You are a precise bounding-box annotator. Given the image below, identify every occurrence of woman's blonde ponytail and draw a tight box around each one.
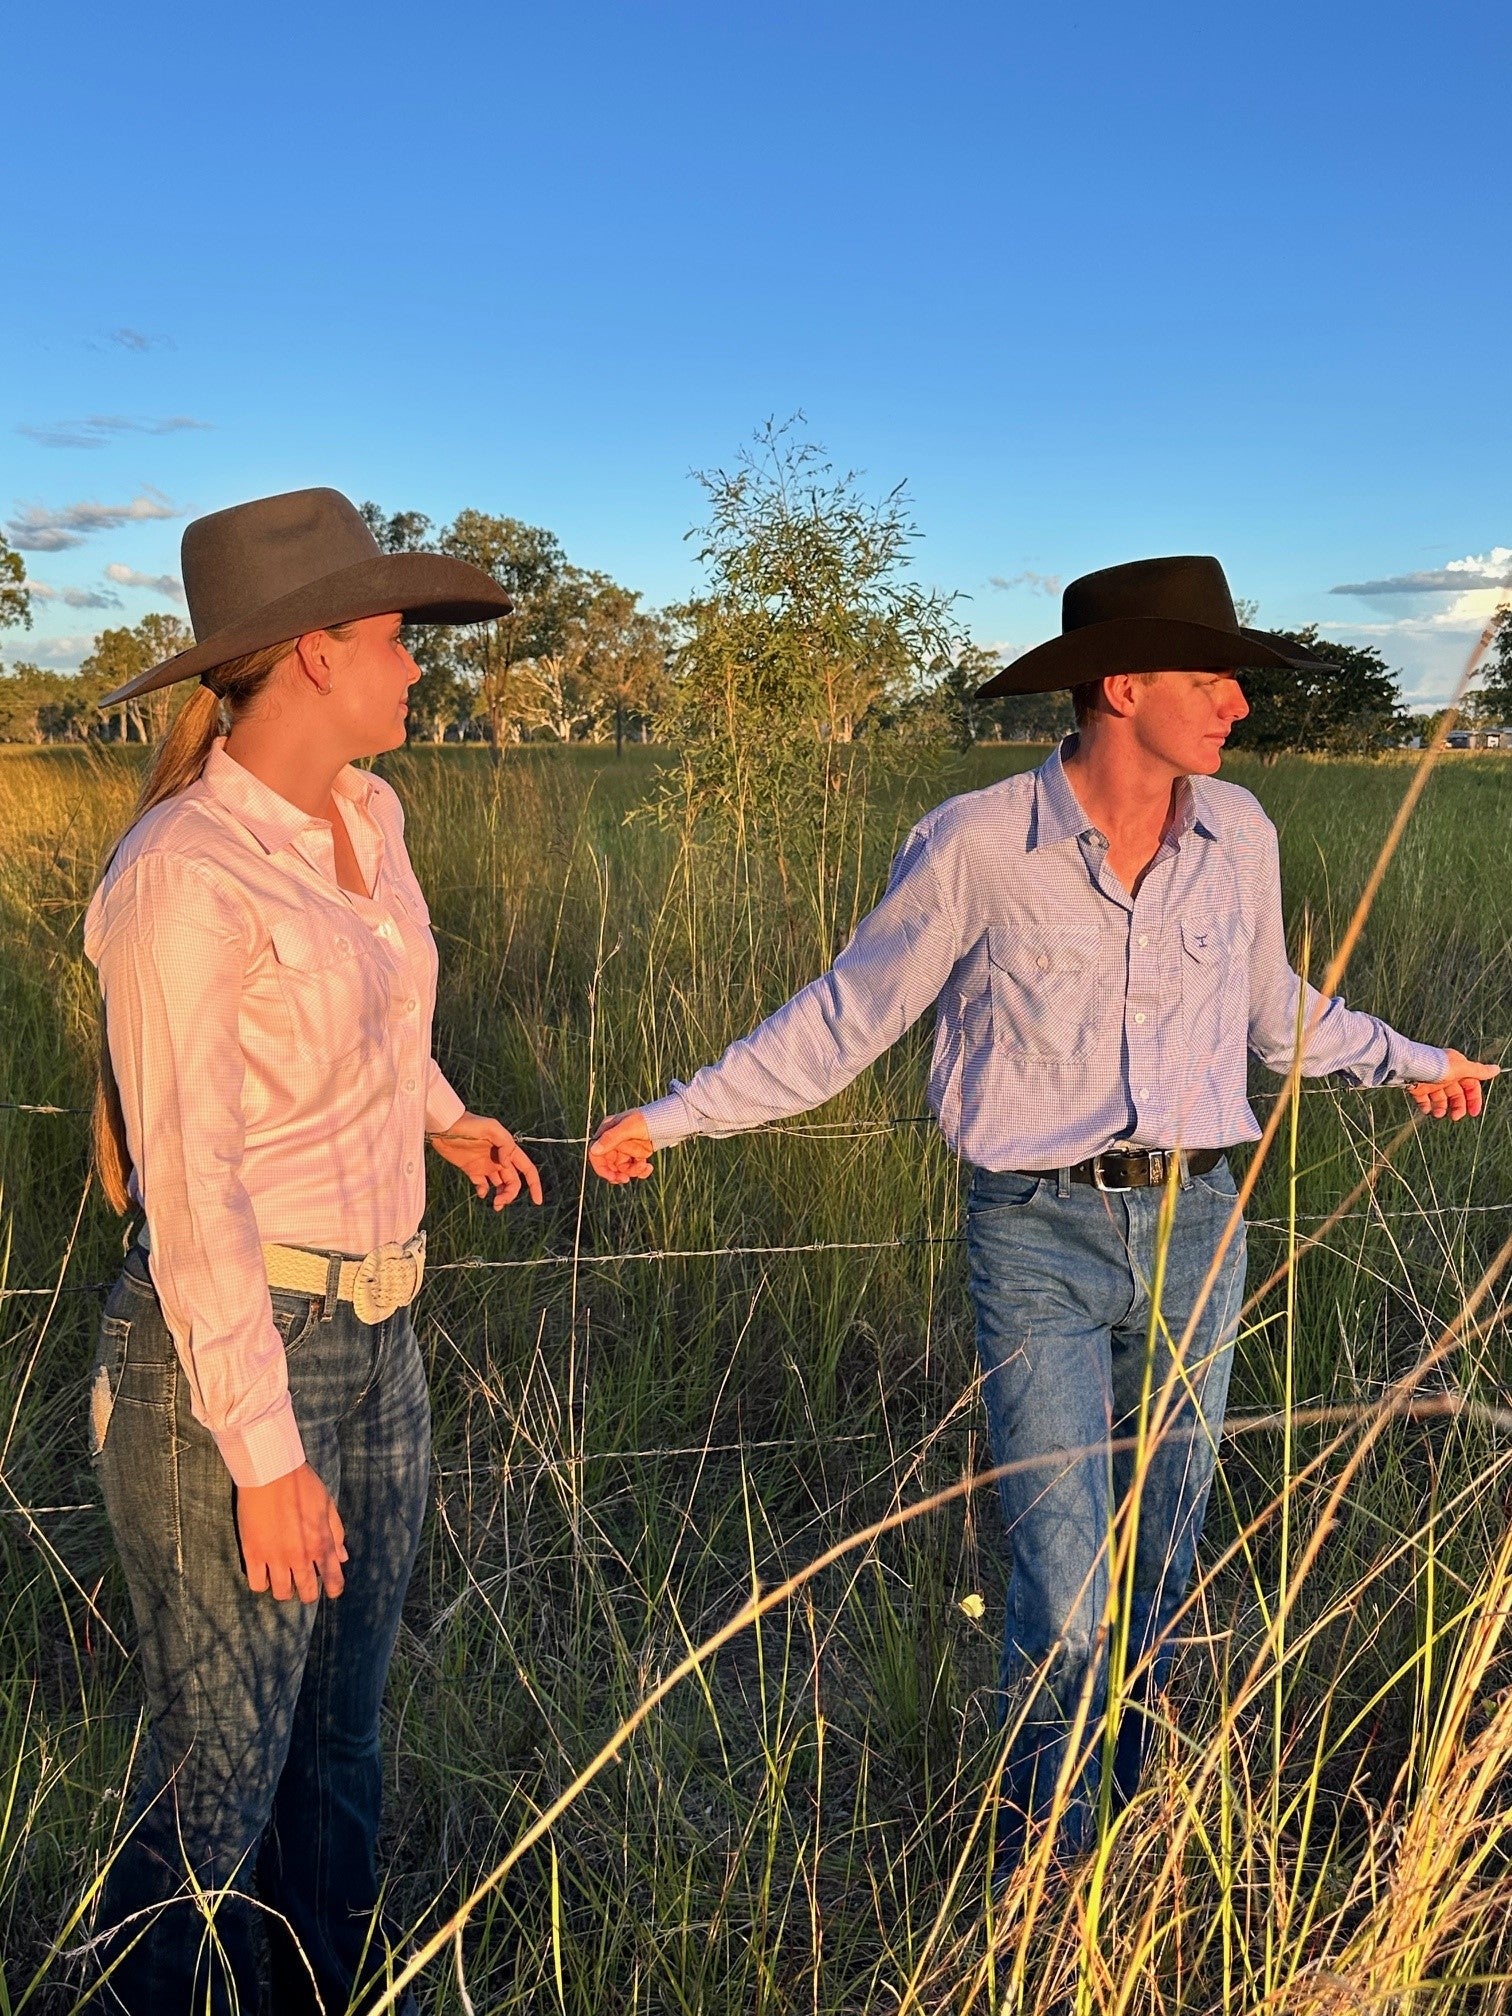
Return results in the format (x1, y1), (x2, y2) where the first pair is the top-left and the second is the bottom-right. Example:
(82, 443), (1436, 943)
(92, 641), (293, 1213)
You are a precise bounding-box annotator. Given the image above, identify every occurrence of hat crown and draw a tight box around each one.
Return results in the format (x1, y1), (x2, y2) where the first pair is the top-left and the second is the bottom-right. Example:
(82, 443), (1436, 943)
(182, 488), (381, 642)
(1062, 555), (1239, 636)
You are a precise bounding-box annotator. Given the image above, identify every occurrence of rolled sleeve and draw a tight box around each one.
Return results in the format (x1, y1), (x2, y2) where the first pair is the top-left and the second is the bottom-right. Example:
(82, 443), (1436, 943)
(97, 854), (306, 1489)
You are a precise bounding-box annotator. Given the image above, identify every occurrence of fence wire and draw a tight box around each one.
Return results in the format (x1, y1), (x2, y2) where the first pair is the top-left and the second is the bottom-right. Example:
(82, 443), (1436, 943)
(1, 1085), (1505, 1304)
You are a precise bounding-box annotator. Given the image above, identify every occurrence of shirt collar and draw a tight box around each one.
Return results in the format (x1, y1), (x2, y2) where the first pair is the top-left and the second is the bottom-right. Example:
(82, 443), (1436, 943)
(1031, 737), (1223, 850)
(199, 739), (376, 858)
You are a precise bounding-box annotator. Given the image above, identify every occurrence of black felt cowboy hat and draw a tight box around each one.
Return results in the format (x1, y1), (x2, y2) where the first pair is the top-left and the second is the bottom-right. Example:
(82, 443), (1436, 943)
(975, 554), (1330, 697)
(97, 486), (514, 708)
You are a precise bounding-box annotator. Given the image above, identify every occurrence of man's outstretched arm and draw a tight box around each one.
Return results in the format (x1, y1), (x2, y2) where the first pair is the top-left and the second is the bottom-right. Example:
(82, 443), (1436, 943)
(591, 830), (962, 1183)
(1245, 818), (1498, 1121)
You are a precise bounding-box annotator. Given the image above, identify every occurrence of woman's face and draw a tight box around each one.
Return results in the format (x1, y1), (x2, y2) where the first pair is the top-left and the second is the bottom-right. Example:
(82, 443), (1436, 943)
(326, 613), (421, 754)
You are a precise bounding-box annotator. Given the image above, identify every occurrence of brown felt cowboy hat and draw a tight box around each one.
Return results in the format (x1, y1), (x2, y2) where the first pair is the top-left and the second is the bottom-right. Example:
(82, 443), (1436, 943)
(97, 487), (513, 708)
(975, 555), (1331, 698)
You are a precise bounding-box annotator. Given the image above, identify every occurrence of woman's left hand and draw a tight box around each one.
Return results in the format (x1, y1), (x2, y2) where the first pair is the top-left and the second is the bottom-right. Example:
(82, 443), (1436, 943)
(427, 1112), (544, 1209)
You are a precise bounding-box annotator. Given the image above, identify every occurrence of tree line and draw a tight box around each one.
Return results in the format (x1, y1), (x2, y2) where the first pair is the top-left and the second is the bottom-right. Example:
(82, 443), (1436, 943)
(1, 436), (1508, 756)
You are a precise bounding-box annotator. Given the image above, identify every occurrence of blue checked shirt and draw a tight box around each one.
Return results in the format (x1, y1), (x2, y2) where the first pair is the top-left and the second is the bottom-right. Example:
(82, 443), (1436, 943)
(641, 743), (1447, 1172)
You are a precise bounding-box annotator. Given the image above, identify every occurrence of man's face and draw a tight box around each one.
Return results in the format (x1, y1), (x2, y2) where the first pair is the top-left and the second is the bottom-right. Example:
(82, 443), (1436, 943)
(1126, 670), (1250, 776)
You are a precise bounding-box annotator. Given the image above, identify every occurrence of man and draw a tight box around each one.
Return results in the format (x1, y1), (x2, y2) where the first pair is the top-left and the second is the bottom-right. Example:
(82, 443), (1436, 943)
(588, 555), (1495, 1880)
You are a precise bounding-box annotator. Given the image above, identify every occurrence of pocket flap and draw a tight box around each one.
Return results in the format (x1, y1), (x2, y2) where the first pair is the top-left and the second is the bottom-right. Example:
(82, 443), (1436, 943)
(989, 923), (1099, 979)
(270, 915), (360, 973)
(1181, 919), (1218, 962)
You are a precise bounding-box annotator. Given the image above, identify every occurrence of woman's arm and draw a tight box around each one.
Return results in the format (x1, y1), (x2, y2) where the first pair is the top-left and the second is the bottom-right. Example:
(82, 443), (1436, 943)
(97, 852), (345, 1600)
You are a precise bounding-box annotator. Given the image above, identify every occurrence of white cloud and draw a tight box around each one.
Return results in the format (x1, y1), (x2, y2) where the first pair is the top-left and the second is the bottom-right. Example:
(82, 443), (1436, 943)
(24, 578), (122, 611)
(6, 490), (181, 552)
(13, 632), (99, 669)
(18, 415), (211, 451)
(105, 562), (185, 602)
(1330, 547), (1511, 627)
(1325, 547), (1512, 703)
(1332, 549), (1512, 598)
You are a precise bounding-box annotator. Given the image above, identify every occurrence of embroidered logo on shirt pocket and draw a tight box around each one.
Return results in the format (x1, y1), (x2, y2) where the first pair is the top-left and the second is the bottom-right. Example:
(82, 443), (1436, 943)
(986, 924), (1101, 1061)
(270, 915), (382, 1063)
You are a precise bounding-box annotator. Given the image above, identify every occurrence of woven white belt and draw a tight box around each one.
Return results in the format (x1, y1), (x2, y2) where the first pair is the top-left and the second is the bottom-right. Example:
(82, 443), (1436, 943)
(262, 1232), (427, 1326)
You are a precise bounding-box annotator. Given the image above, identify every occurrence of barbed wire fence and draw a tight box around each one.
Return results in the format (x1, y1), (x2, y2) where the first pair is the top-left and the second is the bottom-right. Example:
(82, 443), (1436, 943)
(1, 1089), (1507, 1302)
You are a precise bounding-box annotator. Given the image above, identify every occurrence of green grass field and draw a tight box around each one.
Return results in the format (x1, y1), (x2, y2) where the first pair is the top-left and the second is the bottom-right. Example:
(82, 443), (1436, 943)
(1, 740), (1510, 2012)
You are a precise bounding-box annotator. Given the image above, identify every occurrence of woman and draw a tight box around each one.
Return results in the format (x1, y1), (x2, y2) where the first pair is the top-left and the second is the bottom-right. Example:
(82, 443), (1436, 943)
(83, 488), (542, 2013)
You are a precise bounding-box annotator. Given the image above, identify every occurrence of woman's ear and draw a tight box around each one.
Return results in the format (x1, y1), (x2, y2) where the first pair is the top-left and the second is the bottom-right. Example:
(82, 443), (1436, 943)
(292, 631), (336, 698)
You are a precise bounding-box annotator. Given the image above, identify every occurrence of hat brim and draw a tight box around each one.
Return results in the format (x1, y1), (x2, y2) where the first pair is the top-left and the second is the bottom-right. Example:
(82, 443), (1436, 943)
(97, 552), (514, 709)
(975, 618), (1335, 698)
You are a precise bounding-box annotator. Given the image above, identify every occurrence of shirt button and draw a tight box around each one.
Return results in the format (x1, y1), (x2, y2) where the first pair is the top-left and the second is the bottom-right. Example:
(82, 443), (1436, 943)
(403, 1077), (417, 1094)
(334, 935), (350, 953)
(1137, 934), (1148, 948)
(1139, 1086), (1151, 1098)
(1134, 1012), (1147, 1025)
(404, 1158), (416, 1175)
(1035, 954), (1050, 971)
(402, 998), (418, 1014)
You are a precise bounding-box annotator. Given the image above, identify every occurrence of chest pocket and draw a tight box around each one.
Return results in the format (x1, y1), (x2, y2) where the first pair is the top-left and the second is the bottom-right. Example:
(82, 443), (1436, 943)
(986, 924), (1102, 1062)
(1179, 913), (1245, 1054)
(385, 878), (439, 993)
(270, 915), (383, 1063)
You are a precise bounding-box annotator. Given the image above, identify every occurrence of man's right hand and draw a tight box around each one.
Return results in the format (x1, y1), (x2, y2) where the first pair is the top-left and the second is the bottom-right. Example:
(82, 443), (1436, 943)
(589, 1111), (656, 1184)
(236, 1461), (348, 1602)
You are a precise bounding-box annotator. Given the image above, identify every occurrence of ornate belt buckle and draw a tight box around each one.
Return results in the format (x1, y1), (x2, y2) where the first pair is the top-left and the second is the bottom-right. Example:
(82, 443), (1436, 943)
(351, 1236), (423, 1325)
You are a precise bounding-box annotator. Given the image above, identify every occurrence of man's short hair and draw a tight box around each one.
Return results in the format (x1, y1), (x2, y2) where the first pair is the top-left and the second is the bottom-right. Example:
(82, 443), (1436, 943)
(1070, 671), (1162, 724)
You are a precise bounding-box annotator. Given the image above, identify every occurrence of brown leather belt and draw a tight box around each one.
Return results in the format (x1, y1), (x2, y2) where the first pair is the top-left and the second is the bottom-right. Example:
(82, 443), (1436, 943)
(1017, 1148), (1227, 1192)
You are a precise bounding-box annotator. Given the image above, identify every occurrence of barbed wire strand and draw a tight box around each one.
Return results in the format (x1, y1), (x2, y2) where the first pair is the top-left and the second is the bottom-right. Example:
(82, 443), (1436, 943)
(3, 1200), (1510, 1303)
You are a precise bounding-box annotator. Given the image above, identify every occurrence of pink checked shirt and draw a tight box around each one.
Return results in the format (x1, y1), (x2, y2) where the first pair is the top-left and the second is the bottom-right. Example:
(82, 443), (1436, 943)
(83, 740), (466, 1489)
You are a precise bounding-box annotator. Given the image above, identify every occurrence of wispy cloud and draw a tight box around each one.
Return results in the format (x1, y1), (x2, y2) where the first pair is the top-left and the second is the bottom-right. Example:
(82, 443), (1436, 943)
(1332, 549), (1512, 598)
(24, 578), (122, 611)
(989, 569), (1062, 596)
(105, 562), (185, 602)
(5, 490), (181, 552)
(18, 415), (210, 451)
(106, 328), (172, 352)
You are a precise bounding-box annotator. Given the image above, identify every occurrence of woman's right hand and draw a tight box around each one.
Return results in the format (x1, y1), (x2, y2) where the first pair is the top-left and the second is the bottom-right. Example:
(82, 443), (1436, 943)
(236, 1462), (348, 1601)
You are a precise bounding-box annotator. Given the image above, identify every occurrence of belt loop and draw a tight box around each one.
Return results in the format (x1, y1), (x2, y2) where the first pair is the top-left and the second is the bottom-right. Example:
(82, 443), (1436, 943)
(1056, 1165), (1072, 1200)
(1178, 1149), (1193, 1192)
(321, 1253), (342, 1321)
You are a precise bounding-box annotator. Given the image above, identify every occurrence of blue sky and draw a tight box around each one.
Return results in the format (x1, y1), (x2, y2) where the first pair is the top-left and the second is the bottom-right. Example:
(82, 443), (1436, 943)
(5, 0), (1509, 704)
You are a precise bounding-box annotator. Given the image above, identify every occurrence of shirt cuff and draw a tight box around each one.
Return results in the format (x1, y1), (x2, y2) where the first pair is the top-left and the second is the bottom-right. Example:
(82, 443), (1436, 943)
(424, 1060), (467, 1135)
(214, 1397), (307, 1489)
(1384, 1034), (1450, 1086)
(641, 1088), (700, 1150)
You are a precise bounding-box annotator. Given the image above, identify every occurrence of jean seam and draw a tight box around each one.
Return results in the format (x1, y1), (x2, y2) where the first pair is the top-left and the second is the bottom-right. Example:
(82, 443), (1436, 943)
(168, 1356), (185, 1580)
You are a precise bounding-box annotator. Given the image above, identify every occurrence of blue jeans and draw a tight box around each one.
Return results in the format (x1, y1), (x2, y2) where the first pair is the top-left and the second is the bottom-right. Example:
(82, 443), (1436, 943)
(87, 1244), (430, 2014)
(965, 1158), (1244, 1872)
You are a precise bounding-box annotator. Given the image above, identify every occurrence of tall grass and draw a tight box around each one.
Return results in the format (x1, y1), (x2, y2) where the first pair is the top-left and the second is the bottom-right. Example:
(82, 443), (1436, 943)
(0, 740), (1508, 2010)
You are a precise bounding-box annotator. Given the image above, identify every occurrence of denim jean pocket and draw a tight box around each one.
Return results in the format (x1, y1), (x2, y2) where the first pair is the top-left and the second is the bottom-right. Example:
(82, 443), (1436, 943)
(269, 1288), (321, 1356)
(88, 1314), (132, 1460)
(968, 1169), (1044, 1218)
(1192, 1155), (1237, 1198)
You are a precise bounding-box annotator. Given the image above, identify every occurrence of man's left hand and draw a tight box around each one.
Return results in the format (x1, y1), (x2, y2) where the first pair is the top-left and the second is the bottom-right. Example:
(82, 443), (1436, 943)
(1406, 1049), (1500, 1121)
(427, 1112), (544, 1208)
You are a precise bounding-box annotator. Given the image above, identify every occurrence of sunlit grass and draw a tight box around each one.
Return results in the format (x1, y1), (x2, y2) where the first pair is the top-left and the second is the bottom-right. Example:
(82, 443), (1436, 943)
(0, 740), (1508, 2010)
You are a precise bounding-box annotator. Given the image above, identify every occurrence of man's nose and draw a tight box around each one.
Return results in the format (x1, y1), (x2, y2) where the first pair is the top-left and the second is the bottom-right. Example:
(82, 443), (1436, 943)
(1226, 681), (1250, 722)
